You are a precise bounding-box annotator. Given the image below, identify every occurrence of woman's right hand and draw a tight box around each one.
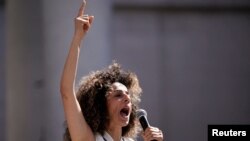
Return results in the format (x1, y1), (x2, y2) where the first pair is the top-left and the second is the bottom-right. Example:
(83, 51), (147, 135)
(142, 126), (164, 141)
(74, 0), (94, 41)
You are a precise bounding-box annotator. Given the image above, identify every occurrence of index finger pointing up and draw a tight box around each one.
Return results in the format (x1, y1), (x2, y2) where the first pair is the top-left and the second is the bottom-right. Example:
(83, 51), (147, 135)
(77, 0), (86, 16)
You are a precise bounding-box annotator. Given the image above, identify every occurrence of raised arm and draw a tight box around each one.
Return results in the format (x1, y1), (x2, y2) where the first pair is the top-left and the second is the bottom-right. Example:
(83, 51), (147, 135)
(60, 1), (94, 141)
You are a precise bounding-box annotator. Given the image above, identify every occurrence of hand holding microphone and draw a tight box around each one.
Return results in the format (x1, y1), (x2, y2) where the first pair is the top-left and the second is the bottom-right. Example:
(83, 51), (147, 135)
(137, 109), (164, 141)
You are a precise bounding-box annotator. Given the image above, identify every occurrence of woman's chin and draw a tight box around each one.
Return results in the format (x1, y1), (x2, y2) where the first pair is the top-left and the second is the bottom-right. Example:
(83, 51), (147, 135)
(120, 116), (130, 125)
(120, 119), (130, 127)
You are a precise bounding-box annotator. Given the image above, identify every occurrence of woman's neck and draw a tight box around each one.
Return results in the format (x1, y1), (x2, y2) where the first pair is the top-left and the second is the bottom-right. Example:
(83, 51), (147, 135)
(106, 125), (122, 141)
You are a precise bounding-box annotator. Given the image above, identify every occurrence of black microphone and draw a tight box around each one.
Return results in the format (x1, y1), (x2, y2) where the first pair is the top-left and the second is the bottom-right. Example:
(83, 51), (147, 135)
(136, 109), (156, 141)
(136, 109), (149, 130)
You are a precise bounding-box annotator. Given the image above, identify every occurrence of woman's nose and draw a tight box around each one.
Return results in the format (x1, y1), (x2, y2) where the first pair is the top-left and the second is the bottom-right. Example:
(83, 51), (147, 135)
(123, 94), (131, 103)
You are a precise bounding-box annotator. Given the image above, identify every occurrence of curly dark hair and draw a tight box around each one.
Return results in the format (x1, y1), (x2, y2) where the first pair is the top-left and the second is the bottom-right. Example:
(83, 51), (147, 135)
(64, 62), (142, 141)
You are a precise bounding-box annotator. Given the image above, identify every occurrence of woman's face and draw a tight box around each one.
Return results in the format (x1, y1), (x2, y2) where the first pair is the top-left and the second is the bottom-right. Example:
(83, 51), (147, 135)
(106, 82), (132, 127)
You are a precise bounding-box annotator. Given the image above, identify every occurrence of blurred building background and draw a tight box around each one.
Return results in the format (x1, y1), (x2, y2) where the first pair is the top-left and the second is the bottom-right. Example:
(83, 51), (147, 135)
(0, 0), (250, 141)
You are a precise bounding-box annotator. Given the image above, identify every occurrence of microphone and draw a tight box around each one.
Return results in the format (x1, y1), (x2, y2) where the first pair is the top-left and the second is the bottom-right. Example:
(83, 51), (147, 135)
(136, 109), (156, 141)
(136, 109), (150, 130)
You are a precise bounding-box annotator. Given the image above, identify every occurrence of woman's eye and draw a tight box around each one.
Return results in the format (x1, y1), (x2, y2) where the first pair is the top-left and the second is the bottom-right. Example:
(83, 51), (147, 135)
(115, 93), (123, 97)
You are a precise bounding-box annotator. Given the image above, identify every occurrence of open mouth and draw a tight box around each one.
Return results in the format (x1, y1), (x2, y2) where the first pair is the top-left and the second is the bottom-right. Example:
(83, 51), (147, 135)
(120, 107), (130, 117)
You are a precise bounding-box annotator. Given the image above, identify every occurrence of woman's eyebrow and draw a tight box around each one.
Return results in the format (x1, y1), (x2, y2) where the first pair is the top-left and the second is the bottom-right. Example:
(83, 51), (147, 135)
(114, 90), (129, 95)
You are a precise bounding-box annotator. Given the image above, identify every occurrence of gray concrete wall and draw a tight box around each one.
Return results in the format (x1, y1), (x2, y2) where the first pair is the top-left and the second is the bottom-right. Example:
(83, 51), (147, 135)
(5, 0), (45, 140)
(162, 12), (250, 141)
(0, 5), (6, 141)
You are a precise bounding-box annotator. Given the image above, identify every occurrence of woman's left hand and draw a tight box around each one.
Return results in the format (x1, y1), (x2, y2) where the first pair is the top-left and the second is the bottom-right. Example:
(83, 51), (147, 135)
(142, 126), (164, 141)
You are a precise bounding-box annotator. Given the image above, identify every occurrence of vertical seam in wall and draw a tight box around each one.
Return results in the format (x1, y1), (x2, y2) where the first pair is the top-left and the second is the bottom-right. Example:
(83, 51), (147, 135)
(157, 11), (167, 128)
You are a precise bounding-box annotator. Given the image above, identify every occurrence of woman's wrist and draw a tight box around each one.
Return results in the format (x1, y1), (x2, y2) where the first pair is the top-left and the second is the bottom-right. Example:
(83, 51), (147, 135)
(72, 34), (85, 47)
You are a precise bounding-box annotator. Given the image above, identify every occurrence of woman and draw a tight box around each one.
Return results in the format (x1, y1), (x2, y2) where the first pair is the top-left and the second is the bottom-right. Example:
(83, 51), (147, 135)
(60, 1), (164, 141)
